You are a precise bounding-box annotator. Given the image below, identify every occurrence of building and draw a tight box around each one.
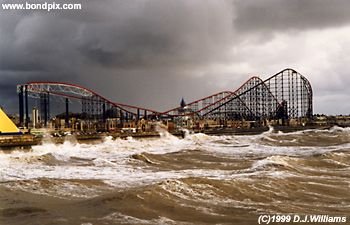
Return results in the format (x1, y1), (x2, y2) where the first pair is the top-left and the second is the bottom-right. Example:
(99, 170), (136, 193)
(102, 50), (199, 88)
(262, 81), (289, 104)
(175, 98), (194, 129)
(32, 107), (40, 128)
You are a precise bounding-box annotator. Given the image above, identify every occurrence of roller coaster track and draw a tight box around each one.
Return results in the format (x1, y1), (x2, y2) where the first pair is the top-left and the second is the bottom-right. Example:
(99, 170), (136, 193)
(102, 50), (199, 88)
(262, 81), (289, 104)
(161, 76), (280, 119)
(162, 68), (312, 120)
(17, 68), (313, 126)
(17, 81), (162, 126)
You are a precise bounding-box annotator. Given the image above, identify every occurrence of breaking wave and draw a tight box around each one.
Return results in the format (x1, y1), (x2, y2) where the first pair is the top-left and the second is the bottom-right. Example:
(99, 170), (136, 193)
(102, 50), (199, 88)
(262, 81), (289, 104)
(1, 127), (350, 224)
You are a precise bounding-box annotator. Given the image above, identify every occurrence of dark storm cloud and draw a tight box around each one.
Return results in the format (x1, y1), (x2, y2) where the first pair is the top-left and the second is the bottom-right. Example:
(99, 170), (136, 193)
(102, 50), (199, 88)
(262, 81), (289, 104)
(1, 0), (350, 115)
(0, 0), (235, 113)
(234, 0), (350, 32)
(1, 0), (233, 71)
(0, 10), (82, 74)
(0, 0), (235, 71)
(77, 0), (234, 68)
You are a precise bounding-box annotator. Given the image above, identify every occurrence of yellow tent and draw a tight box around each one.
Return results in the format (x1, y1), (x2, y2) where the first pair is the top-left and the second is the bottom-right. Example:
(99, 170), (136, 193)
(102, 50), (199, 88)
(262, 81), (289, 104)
(0, 108), (20, 134)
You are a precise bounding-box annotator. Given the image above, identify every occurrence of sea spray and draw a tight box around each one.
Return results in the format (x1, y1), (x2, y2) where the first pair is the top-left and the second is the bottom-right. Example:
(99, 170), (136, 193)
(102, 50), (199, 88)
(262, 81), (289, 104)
(1, 128), (350, 224)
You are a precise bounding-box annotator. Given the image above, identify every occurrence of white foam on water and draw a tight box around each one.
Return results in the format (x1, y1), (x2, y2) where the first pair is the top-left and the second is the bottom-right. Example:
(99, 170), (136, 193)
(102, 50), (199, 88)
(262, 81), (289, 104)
(1, 128), (349, 189)
(101, 212), (186, 225)
(251, 155), (295, 170)
(328, 126), (350, 133)
(0, 134), (239, 187)
(159, 179), (219, 201)
(324, 158), (350, 167)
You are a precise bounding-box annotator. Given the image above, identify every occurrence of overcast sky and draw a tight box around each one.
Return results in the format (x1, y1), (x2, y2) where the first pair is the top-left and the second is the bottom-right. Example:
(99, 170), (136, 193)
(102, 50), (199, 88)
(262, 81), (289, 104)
(1, 0), (350, 115)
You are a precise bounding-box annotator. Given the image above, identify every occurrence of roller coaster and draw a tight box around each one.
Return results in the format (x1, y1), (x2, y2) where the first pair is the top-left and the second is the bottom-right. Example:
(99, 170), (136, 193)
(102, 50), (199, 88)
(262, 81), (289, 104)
(17, 68), (313, 128)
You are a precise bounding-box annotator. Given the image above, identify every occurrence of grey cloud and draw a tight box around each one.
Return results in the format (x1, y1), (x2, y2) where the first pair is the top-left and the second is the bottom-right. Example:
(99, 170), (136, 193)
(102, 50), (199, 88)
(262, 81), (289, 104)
(1, 0), (350, 115)
(1, 0), (234, 71)
(0, 13), (81, 72)
(77, 0), (234, 68)
(0, 0), (235, 113)
(234, 0), (350, 32)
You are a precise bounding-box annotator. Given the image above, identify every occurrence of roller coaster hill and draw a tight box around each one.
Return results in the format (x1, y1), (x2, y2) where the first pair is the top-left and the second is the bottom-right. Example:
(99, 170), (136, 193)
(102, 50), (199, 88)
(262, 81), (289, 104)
(16, 68), (313, 133)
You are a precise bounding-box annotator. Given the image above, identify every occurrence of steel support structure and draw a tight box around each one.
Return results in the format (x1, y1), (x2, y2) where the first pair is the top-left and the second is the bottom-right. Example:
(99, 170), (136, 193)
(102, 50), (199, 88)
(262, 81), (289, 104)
(40, 93), (50, 127)
(198, 69), (312, 122)
(25, 85), (29, 128)
(17, 81), (162, 130)
(65, 98), (69, 128)
(16, 68), (313, 128)
(18, 85), (24, 127)
(161, 68), (312, 124)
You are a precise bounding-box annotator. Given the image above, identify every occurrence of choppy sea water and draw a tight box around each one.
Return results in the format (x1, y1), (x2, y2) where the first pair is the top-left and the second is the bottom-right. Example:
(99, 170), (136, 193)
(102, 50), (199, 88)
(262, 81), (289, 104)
(0, 127), (350, 225)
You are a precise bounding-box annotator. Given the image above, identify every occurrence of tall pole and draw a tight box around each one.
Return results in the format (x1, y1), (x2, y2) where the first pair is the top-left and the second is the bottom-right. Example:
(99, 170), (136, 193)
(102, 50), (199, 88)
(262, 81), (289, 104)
(47, 92), (50, 123)
(44, 94), (47, 127)
(102, 103), (106, 122)
(65, 98), (69, 128)
(120, 110), (124, 127)
(102, 103), (106, 131)
(125, 112), (129, 122)
(25, 85), (29, 128)
(18, 85), (24, 127)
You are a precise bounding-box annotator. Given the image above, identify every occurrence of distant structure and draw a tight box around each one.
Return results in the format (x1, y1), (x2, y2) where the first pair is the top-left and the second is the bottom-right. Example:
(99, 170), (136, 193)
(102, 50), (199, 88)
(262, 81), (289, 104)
(178, 98), (190, 114)
(164, 68), (313, 123)
(16, 68), (313, 131)
(32, 107), (39, 128)
(180, 98), (186, 108)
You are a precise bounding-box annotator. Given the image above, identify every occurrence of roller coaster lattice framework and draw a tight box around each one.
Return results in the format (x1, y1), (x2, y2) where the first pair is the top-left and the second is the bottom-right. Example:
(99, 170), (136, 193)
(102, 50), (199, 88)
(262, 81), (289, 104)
(17, 68), (313, 127)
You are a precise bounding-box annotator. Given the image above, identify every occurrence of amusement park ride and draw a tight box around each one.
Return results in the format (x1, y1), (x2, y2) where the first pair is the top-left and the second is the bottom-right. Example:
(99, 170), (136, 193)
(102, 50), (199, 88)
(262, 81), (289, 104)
(16, 68), (313, 130)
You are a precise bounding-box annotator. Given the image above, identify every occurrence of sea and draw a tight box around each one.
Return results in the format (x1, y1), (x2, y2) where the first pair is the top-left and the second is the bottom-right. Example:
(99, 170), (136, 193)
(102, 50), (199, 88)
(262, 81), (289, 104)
(0, 127), (349, 225)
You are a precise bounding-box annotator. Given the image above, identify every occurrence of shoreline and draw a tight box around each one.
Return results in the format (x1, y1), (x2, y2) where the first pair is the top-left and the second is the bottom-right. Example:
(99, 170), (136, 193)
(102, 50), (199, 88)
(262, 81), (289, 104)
(0, 125), (334, 149)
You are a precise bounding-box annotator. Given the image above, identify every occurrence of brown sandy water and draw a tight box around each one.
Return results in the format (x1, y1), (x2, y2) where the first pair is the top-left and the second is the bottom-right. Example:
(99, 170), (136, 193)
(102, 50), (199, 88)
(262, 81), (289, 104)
(0, 127), (350, 224)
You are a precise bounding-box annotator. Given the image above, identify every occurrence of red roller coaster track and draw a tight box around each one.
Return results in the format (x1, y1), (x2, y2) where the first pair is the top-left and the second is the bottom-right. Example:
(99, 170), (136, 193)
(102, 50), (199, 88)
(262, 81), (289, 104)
(17, 68), (313, 121)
